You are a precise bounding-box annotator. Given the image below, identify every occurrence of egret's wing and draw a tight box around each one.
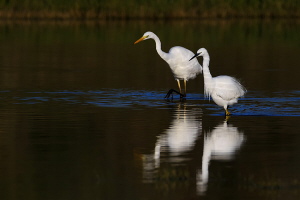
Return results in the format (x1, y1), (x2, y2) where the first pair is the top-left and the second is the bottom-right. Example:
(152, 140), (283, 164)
(168, 46), (195, 63)
(168, 46), (203, 78)
(214, 76), (246, 101)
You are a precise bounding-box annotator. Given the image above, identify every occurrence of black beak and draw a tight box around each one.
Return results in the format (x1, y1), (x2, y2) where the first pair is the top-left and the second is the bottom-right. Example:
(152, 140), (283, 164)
(189, 53), (199, 61)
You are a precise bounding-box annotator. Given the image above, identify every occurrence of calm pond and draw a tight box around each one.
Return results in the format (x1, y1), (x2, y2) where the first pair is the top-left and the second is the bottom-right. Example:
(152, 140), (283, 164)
(0, 19), (299, 200)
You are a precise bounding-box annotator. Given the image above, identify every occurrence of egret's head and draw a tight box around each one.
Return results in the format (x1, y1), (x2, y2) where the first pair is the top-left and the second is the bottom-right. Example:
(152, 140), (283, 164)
(134, 31), (154, 44)
(189, 48), (207, 61)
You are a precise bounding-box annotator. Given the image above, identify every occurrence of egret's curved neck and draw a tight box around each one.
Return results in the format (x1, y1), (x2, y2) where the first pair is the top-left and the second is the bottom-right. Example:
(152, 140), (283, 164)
(151, 34), (169, 61)
(202, 53), (212, 79)
(202, 52), (213, 96)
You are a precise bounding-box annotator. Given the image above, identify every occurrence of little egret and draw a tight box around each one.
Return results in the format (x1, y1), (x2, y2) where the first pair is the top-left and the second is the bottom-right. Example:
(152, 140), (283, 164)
(134, 31), (202, 98)
(189, 48), (246, 116)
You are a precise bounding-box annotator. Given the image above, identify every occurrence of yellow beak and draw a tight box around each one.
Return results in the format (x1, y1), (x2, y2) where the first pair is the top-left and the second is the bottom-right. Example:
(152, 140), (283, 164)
(134, 36), (147, 44)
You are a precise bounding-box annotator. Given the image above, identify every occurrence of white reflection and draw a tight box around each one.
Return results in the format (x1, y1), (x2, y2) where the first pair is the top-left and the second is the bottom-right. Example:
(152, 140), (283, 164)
(197, 120), (245, 195)
(142, 104), (202, 183)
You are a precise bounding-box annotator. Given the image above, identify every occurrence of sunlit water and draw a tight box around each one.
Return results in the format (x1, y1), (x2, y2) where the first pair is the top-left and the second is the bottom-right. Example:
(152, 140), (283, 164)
(0, 20), (299, 200)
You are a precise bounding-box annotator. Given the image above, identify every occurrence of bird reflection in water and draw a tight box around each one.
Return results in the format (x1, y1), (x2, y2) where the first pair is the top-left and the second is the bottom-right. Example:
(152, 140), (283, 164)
(196, 120), (245, 195)
(140, 104), (245, 195)
(142, 104), (202, 183)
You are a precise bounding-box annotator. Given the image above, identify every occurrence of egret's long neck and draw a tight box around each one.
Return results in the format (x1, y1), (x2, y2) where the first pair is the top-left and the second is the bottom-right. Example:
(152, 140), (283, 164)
(152, 34), (169, 61)
(202, 53), (213, 97)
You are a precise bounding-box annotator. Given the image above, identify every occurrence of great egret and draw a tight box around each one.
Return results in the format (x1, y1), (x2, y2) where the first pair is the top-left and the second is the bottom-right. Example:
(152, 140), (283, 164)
(134, 31), (202, 98)
(189, 48), (246, 116)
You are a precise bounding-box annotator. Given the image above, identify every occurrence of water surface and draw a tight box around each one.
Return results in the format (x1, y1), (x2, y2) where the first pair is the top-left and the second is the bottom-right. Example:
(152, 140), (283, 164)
(0, 20), (299, 200)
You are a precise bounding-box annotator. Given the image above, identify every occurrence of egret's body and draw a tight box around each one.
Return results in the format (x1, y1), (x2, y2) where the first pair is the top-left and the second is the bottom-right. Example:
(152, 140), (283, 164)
(134, 31), (202, 97)
(190, 48), (246, 115)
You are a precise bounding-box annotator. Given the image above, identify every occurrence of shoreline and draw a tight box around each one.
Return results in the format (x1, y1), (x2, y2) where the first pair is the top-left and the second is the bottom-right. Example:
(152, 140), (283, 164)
(0, 10), (299, 21)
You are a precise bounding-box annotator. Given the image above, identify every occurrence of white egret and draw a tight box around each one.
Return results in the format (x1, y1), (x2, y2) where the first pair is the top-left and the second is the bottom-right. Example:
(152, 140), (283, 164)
(134, 31), (202, 98)
(189, 48), (246, 116)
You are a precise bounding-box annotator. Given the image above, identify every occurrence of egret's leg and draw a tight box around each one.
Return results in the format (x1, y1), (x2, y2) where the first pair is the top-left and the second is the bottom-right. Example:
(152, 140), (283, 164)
(164, 79), (185, 99)
(165, 89), (185, 99)
(225, 109), (231, 116)
(225, 106), (231, 116)
(177, 79), (181, 94)
(184, 79), (187, 96)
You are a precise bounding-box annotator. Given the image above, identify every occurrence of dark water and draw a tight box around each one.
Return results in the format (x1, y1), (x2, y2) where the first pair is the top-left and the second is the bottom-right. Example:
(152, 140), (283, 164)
(0, 20), (299, 200)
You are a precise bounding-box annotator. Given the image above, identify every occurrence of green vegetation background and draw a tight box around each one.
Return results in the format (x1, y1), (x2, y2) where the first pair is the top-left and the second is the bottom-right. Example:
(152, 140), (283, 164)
(0, 0), (299, 19)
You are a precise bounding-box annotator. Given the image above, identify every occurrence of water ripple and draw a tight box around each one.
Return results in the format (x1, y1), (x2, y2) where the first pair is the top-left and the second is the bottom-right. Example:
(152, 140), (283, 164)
(1, 89), (299, 116)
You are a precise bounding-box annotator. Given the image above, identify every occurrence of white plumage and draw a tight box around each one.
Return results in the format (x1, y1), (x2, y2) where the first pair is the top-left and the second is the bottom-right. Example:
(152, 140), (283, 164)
(134, 31), (202, 97)
(190, 48), (246, 115)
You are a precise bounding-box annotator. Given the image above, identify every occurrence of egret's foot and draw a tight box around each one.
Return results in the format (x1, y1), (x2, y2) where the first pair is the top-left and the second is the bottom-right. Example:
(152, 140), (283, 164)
(164, 89), (186, 99)
(225, 109), (231, 116)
